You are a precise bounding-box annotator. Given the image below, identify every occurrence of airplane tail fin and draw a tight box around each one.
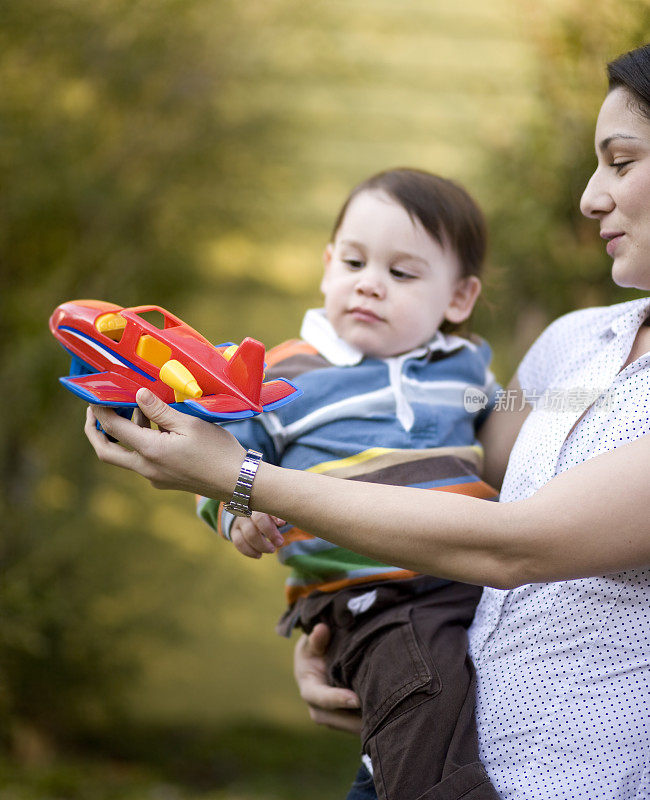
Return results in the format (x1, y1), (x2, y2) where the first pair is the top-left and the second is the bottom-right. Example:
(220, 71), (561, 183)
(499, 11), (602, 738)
(223, 337), (265, 405)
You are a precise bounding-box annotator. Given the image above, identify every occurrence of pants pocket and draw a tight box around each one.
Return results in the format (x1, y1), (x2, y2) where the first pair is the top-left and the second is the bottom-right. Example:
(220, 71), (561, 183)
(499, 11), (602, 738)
(413, 761), (500, 800)
(329, 608), (441, 745)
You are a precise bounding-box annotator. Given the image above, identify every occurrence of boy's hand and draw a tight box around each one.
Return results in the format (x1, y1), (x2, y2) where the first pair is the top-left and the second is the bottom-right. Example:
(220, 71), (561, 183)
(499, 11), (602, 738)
(231, 511), (285, 559)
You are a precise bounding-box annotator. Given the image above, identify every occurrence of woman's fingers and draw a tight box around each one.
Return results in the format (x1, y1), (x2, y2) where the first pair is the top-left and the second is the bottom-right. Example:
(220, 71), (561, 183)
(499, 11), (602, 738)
(306, 705), (363, 735)
(134, 388), (186, 431)
(293, 624), (361, 734)
(85, 389), (246, 498)
(306, 623), (332, 657)
(132, 406), (151, 428)
(90, 403), (158, 453)
(85, 406), (145, 471)
(85, 398), (186, 486)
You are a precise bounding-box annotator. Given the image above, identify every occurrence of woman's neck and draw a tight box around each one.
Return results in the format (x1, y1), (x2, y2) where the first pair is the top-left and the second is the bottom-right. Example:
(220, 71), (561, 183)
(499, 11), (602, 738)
(623, 319), (650, 368)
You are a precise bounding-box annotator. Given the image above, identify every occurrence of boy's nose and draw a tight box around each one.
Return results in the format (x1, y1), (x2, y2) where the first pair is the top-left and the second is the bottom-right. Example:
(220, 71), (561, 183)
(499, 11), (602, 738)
(354, 272), (386, 298)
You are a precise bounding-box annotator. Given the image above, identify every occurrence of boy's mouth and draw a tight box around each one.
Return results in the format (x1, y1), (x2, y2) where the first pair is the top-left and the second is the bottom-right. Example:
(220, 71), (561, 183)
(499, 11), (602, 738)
(348, 306), (384, 323)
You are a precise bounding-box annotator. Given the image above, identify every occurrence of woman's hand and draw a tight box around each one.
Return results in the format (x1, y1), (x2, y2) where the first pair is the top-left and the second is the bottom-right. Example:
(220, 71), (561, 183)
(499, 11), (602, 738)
(85, 388), (245, 499)
(293, 623), (362, 734)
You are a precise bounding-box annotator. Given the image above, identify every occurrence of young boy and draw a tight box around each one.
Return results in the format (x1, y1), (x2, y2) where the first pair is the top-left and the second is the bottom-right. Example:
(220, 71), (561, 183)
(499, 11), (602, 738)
(198, 168), (500, 800)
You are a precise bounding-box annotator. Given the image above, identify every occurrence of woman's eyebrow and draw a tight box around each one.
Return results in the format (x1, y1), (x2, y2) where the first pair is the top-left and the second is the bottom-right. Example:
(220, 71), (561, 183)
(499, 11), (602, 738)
(598, 133), (640, 153)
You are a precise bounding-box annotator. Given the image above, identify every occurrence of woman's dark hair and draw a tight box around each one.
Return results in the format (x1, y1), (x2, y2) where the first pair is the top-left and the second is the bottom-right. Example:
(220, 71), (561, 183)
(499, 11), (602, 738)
(608, 43), (650, 119)
(330, 168), (486, 280)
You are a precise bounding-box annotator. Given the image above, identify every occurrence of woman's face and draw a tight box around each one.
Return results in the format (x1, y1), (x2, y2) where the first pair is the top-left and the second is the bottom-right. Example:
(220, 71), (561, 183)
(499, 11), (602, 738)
(580, 87), (650, 291)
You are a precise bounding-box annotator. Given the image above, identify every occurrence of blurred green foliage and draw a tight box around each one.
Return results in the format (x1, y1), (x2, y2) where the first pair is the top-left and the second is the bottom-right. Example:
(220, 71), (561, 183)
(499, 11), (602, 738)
(1, 0), (649, 795)
(0, 722), (363, 799)
(476, 0), (650, 376)
(0, 0), (304, 743)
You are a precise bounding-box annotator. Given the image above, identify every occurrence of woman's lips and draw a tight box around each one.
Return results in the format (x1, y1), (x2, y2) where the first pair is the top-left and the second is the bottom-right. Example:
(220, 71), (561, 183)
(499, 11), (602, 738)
(602, 232), (624, 257)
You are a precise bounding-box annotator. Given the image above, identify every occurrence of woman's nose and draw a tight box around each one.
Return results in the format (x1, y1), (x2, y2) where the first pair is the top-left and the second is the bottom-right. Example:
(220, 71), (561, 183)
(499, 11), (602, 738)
(580, 168), (615, 219)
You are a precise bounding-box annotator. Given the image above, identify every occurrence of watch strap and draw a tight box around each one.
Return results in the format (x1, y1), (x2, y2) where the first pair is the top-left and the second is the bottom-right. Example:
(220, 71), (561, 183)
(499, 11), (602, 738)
(223, 449), (263, 517)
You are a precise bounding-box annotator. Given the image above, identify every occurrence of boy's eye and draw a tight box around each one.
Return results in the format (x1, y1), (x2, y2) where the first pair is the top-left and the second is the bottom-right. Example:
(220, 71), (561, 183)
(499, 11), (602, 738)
(390, 268), (416, 280)
(344, 259), (364, 269)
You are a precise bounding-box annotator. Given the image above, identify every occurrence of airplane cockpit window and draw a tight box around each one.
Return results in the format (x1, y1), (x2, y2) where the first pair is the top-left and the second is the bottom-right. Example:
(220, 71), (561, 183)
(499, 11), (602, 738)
(133, 310), (181, 329)
(134, 310), (165, 329)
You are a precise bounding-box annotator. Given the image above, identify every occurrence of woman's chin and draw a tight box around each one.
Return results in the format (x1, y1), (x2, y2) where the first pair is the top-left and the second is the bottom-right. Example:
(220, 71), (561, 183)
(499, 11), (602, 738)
(611, 262), (650, 292)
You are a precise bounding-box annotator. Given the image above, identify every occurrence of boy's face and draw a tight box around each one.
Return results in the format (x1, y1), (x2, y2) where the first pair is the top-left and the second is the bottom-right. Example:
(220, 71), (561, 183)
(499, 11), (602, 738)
(321, 190), (480, 359)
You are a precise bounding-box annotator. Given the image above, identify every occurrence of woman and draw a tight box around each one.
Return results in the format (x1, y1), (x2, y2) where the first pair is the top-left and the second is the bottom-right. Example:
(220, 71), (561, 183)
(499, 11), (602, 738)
(86, 44), (650, 799)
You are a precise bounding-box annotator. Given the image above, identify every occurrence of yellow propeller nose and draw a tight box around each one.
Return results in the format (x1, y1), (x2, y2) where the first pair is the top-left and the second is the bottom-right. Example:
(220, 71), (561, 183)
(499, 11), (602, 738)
(159, 360), (203, 402)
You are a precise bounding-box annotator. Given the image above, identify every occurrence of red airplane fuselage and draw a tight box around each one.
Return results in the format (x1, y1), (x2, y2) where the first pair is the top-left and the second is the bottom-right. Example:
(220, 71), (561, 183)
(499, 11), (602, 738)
(50, 300), (265, 411)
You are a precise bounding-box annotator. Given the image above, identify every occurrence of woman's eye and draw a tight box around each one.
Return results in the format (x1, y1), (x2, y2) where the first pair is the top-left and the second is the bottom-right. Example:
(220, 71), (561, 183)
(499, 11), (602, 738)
(612, 160), (633, 173)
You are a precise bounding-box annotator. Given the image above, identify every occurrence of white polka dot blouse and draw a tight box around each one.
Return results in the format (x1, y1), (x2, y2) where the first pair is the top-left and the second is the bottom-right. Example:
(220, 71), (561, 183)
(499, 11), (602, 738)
(469, 297), (650, 800)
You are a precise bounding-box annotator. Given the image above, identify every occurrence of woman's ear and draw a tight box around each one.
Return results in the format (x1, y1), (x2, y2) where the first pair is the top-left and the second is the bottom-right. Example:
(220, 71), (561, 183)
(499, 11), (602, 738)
(444, 276), (482, 325)
(320, 244), (333, 295)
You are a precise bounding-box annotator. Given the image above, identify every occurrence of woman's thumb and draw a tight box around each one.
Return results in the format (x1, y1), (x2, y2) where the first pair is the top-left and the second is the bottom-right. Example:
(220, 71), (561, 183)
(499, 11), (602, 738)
(308, 623), (332, 656)
(136, 388), (181, 428)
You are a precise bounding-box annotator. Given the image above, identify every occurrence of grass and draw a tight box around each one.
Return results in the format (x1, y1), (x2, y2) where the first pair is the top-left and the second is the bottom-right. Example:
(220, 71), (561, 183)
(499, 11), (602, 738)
(0, 721), (362, 800)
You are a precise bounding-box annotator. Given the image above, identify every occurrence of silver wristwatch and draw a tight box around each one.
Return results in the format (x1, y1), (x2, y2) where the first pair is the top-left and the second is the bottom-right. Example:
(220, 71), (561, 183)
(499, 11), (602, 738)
(223, 449), (263, 517)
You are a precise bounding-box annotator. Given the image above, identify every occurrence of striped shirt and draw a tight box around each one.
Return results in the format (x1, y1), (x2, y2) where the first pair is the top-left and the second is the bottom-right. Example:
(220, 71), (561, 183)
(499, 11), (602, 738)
(198, 309), (498, 604)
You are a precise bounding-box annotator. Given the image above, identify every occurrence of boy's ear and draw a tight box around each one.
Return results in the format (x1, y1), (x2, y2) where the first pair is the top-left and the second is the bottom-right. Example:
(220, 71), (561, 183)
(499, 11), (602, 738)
(444, 276), (482, 325)
(320, 244), (333, 295)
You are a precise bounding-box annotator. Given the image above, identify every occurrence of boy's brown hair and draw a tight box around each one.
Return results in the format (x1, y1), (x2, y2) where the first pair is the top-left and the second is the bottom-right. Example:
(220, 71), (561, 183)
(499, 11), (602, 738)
(330, 168), (487, 281)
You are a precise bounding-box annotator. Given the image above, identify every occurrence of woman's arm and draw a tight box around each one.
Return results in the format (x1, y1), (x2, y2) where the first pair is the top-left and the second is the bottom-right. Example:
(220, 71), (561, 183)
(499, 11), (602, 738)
(87, 387), (650, 590)
(250, 436), (650, 588)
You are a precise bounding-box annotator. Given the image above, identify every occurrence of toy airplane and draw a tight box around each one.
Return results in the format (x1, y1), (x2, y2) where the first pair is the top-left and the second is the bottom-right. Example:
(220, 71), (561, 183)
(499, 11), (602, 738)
(50, 299), (302, 422)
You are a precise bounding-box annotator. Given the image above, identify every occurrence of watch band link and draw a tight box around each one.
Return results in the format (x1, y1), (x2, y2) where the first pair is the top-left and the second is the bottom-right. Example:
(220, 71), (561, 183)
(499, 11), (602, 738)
(223, 449), (263, 518)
